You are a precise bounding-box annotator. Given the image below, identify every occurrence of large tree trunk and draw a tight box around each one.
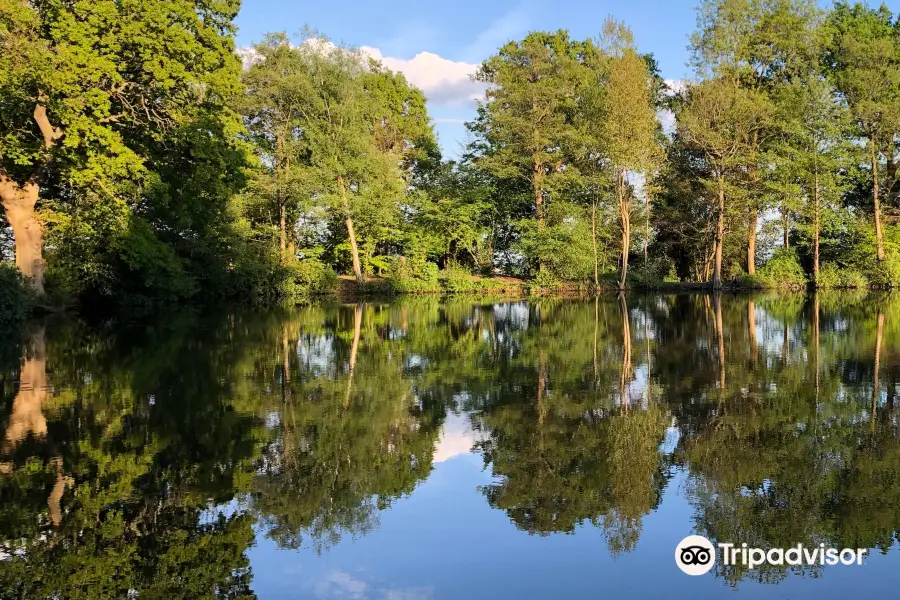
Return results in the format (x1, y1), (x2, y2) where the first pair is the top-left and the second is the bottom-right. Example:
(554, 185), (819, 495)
(0, 176), (44, 295)
(872, 140), (886, 261)
(617, 169), (630, 290)
(747, 130), (760, 276)
(0, 99), (62, 297)
(713, 174), (725, 289)
(276, 133), (287, 260)
(338, 176), (364, 285)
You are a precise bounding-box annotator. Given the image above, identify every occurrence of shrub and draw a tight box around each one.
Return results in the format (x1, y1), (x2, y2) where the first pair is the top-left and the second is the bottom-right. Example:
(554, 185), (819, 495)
(0, 263), (31, 325)
(816, 263), (867, 289)
(531, 267), (561, 291)
(866, 253), (900, 288)
(756, 248), (807, 289)
(439, 263), (508, 294)
(281, 257), (338, 299)
(388, 257), (441, 293)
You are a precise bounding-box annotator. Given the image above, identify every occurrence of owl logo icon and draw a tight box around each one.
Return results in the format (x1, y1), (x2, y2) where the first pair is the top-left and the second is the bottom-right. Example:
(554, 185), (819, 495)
(675, 535), (716, 575)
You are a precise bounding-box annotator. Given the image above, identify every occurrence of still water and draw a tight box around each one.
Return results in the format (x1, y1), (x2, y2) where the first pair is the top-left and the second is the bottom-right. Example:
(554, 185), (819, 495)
(1, 293), (900, 598)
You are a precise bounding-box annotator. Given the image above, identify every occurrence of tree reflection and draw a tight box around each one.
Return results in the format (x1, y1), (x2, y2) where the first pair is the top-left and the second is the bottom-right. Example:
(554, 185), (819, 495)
(0, 292), (898, 591)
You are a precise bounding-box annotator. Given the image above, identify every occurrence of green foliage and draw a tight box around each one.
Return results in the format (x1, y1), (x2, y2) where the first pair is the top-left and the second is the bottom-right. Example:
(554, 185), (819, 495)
(387, 257), (441, 293)
(515, 202), (596, 282)
(278, 257), (338, 300)
(756, 248), (808, 289)
(438, 263), (510, 294)
(816, 263), (866, 289)
(866, 252), (900, 288)
(0, 262), (29, 324)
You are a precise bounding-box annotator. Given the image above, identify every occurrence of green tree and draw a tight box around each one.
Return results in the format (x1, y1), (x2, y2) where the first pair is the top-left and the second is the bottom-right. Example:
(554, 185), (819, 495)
(596, 19), (661, 289)
(677, 78), (768, 287)
(824, 1), (900, 263)
(470, 31), (586, 271)
(0, 0), (243, 297)
(241, 33), (315, 261)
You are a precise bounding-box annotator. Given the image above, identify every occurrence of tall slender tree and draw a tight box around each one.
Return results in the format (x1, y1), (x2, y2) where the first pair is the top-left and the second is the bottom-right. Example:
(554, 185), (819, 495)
(596, 19), (661, 289)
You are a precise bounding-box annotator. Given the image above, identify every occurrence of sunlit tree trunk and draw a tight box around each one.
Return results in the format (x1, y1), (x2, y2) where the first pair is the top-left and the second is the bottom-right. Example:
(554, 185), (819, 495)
(0, 176), (43, 295)
(617, 169), (630, 290)
(747, 208), (757, 276)
(533, 160), (544, 230)
(338, 176), (364, 284)
(781, 205), (790, 249)
(712, 173), (725, 289)
(871, 139), (886, 261)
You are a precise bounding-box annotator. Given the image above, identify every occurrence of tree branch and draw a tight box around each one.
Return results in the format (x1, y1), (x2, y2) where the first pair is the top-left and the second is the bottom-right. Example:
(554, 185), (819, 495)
(33, 92), (64, 149)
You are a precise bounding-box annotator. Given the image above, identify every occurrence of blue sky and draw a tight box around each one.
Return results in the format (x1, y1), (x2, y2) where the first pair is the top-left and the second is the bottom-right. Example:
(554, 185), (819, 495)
(235, 0), (900, 156)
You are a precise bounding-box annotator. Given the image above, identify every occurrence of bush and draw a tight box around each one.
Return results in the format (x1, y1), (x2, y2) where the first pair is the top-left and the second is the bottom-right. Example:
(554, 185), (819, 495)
(0, 263), (31, 325)
(388, 257), (441, 293)
(439, 263), (508, 294)
(756, 248), (807, 289)
(280, 257), (338, 299)
(866, 253), (900, 288)
(531, 267), (562, 291)
(816, 263), (867, 289)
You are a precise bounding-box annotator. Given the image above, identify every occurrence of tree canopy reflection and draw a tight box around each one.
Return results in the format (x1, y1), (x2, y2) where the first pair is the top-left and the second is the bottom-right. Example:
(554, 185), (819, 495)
(0, 293), (899, 594)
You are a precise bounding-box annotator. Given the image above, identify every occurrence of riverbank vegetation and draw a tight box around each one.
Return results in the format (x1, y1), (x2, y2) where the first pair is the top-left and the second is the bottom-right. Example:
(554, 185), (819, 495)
(2, 0), (900, 310)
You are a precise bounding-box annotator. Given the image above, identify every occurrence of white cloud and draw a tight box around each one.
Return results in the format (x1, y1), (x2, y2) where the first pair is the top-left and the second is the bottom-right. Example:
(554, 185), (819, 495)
(237, 43), (485, 110)
(361, 47), (486, 109)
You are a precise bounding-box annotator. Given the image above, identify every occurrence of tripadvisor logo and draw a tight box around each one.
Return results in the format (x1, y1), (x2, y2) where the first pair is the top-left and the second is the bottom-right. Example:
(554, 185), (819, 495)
(675, 535), (869, 576)
(675, 535), (716, 576)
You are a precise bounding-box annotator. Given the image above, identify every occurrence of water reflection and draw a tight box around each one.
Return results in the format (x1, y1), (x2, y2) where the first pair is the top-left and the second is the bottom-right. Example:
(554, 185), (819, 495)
(0, 293), (898, 597)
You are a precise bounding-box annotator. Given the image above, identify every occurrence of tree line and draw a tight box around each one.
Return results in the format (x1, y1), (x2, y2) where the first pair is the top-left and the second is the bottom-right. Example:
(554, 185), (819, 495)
(2, 0), (900, 308)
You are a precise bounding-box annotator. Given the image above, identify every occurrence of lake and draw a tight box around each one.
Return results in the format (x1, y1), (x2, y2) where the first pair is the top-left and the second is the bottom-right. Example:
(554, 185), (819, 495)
(1, 293), (899, 599)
